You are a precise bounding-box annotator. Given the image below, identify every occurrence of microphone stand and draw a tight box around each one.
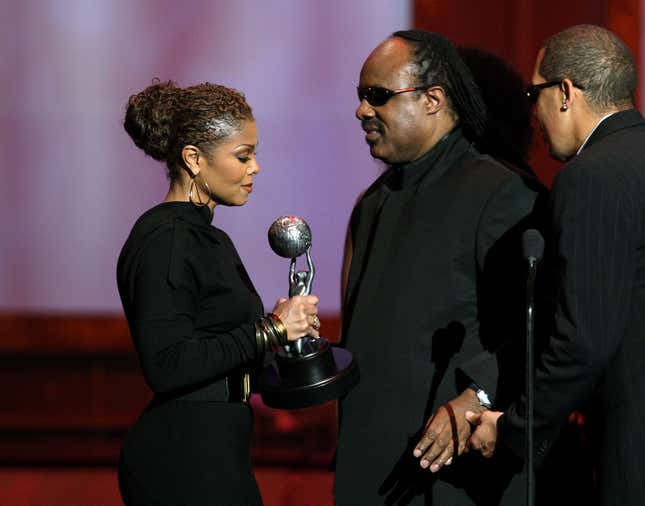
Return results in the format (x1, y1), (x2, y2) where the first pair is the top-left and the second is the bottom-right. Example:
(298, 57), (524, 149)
(522, 228), (543, 506)
(525, 255), (537, 506)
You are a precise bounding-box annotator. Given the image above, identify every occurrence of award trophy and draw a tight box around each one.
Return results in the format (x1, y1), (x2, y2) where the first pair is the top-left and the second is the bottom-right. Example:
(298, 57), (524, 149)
(259, 216), (360, 409)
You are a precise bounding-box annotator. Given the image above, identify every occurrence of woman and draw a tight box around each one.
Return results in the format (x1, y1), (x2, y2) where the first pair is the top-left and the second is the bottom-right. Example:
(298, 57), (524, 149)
(117, 81), (320, 505)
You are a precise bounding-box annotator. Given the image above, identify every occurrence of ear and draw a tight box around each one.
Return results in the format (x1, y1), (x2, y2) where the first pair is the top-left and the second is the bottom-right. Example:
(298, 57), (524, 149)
(181, 145), (201, 177)
(423, 86), (448, 115)
(560, 78), (583, 109)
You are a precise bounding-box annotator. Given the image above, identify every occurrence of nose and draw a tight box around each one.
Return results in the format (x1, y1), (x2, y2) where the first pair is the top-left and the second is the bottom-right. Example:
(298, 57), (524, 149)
(356, 99), (375, 121)
(248, 158), (260, 175)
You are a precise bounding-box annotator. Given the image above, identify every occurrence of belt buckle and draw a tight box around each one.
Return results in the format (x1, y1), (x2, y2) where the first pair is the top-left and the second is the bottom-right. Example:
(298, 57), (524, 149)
(242, 373), (251, 403)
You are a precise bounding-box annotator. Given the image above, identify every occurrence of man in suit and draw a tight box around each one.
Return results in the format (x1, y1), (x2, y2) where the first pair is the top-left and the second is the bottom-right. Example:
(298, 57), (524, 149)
(467, 25), (645, 505)
(334, 30), (540, 505)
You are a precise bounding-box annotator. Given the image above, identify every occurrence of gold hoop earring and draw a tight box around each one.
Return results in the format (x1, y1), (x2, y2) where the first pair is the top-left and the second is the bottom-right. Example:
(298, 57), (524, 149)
(188, 175), (212, 207)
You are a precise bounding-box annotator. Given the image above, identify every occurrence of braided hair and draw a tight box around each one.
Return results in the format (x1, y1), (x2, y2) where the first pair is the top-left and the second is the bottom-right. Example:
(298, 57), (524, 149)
(393, 30), (487, 142)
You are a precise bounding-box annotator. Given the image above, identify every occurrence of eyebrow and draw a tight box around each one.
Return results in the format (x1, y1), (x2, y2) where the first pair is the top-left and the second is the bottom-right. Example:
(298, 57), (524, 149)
(234, 143), (258, 150)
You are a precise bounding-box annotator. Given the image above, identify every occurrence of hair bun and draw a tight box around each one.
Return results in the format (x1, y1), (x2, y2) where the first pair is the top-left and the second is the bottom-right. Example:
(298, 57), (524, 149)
(124, 80), (181, 161)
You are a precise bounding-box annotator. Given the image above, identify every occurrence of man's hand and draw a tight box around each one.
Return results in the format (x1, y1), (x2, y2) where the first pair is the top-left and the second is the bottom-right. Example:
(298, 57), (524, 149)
(465, 410), (503, 457)
(413, 388), (483, 472)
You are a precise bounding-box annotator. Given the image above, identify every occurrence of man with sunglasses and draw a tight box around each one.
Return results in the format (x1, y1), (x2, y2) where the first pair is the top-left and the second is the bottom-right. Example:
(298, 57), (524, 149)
(334, 30), (540, 505)
(467, 25), (645, 505)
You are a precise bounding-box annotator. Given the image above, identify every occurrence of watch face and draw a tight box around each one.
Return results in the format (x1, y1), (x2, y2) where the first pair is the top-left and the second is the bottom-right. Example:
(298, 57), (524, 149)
(476, 389), (492, 408)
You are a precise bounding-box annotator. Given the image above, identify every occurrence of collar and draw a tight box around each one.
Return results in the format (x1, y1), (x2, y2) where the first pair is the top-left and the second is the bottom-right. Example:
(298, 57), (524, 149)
(384, 127), (463, 190)
(576, 109), (645, 154)
(155, 201), (214, 226)
(575, 112), (617, 155)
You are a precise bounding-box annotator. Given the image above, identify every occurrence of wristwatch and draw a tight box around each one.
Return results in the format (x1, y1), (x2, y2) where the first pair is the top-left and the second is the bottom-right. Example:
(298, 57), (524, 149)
(469, 383), (492, 409)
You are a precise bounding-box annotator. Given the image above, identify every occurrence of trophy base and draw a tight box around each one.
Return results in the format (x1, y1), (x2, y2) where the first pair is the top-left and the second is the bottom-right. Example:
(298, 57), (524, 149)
(260, 338), (359, 409)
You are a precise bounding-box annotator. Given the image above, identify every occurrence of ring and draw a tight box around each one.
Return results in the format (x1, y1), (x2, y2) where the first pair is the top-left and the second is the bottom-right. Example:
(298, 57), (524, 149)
(311, 314), (320, 330)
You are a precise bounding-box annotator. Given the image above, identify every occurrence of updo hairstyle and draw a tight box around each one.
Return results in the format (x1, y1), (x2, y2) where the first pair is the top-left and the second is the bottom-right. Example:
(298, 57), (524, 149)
(124, 80), (253, 180)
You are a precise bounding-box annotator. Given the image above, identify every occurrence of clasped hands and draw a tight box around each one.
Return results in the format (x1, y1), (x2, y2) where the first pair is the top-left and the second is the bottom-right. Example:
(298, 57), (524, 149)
(412, 388), (503, 472)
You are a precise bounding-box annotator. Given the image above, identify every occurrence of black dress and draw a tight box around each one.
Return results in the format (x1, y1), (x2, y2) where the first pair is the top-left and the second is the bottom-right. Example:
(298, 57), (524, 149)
(116, 202), (264, 506)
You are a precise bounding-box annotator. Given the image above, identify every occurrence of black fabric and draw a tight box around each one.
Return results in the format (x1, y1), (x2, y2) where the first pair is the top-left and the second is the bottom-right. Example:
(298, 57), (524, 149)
(499, 109), (645, 505)
(116, 201), (264, 506)
(335, 130), (540, 505)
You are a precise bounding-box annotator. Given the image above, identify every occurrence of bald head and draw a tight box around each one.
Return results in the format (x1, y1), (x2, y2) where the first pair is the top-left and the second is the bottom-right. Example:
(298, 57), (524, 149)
(360, 37), (417, 92)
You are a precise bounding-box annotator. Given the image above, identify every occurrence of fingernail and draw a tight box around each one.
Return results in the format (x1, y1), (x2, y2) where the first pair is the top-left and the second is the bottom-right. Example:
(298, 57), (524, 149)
(420, 460), (429, 468)
(445, 458), (453, 466)
(413, 449), (421, 457)
(430, 464), (440, 473)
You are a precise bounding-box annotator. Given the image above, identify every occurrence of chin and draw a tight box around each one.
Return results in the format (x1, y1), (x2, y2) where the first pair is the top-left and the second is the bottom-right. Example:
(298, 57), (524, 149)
(369, 145), (392, 164)
(218, 197), (248, 207)
(549, 145), (574, 162)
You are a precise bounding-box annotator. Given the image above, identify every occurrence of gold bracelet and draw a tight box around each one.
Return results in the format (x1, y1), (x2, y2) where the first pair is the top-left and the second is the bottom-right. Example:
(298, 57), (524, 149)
(254, 322), (269, 354)
(267, 313), (288, 346)
(259, 318), (279, 351)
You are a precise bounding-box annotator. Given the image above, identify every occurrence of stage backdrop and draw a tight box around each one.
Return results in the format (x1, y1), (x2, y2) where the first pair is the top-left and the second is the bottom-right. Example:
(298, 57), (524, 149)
(1, 1), (643, 314)
(0, 0), (411, 314)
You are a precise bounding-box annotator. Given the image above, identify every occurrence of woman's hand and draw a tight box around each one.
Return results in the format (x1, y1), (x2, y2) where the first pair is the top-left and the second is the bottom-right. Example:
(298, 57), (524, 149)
(271, 295), (320, 340)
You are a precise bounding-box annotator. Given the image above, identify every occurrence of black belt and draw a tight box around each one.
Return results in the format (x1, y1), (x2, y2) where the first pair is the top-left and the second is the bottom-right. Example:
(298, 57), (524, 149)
(158, 372), (250, 403)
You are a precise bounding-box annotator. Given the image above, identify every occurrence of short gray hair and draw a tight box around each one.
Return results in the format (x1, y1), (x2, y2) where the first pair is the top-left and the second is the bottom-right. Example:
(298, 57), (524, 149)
(540, 24), (637, 112)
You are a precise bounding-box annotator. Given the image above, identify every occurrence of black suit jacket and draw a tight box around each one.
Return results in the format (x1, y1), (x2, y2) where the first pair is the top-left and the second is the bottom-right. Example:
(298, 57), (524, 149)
(499, 109), (645, 505)
(336, 130), (540, 505)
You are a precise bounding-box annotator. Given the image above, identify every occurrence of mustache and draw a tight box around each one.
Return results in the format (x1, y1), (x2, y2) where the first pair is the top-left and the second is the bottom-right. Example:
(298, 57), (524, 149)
(361, 119), (383, 132)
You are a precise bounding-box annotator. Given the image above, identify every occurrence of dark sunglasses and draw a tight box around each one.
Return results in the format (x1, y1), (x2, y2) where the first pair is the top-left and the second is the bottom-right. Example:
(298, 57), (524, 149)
(526, 80), (585, 104)
(357, 85), (431, 106)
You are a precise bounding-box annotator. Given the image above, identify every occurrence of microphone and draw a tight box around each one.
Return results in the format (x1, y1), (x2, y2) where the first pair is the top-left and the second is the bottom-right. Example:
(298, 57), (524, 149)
(522, 229), (544, 263)
(522, 228), (543, 506)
